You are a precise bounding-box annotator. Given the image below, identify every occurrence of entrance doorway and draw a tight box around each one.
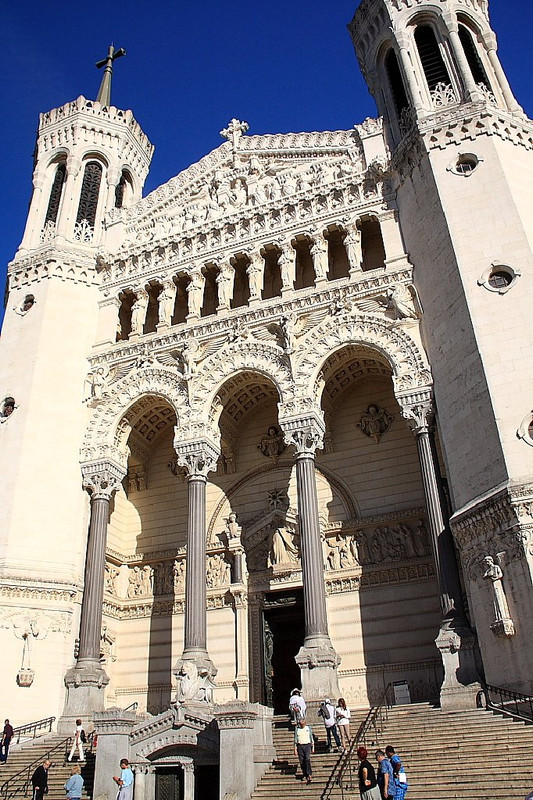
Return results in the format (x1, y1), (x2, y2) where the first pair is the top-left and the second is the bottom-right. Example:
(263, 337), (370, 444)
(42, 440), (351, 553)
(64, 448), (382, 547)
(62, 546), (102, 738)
(263, 589), (305, 714)
(156, 768), (183, 800)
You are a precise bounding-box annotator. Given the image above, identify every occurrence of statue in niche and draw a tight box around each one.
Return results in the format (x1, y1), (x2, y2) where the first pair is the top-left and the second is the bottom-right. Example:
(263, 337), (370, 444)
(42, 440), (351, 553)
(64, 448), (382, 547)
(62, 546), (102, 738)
(483, 555), (513, 624)
(387, 283), (419, 320)
(186, 271), (204, 317)
(357, 404), (393, 444)
(173, 559), (186, 593)
(175, 660), (214, 704)
(343, 225), (362, 270)
(278, 248), (293, 288)
(158, 279), (176, 327)
(247, 254), (263, 300)
(130, 289), (149, 335)
(269, 526), (300, 567)
(258, 425), (286, 464)
(216, 264), (234, 307)
(310, 237), (329, 280)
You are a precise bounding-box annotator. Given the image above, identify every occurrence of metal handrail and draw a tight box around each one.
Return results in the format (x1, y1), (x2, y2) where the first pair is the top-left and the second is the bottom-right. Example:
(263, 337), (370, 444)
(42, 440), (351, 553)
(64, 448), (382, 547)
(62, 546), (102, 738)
(336, 683), (394, 800)
(0, 737), (71, 800)
(12, 717), (56, 744)
(482, 682), (533, 724)
(124, 702), (139, 712)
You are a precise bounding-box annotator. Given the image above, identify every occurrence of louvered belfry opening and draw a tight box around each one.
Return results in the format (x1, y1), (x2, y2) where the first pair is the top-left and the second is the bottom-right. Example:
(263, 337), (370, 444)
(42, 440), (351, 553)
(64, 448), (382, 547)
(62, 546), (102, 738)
(44, 162), (66, 225)
(458, 24), (492, 92)
(414, 25), (451, 90)
(76, 161), (103, 227)
(385, 49), (409, 117)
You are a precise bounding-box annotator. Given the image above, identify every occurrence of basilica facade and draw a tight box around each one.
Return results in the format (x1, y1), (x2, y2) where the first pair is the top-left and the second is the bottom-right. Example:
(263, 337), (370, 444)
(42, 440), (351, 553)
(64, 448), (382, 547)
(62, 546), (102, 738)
(1, 0), (532, 797)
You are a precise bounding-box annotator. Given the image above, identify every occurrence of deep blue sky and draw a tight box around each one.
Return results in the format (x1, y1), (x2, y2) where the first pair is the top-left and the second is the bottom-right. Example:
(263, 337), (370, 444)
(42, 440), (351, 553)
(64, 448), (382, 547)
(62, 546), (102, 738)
(1, 1), (532, 299)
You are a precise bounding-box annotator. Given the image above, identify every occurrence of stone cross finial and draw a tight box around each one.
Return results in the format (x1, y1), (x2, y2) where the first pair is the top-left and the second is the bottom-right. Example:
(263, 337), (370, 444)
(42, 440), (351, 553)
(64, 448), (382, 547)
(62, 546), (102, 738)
(96, 44), (126, 106)
(220, 118), (250, 151)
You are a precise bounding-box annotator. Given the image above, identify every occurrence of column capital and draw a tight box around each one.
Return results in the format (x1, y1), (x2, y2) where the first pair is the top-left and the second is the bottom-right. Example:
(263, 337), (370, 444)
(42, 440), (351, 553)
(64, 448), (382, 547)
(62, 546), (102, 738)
(397, 389), (434, 435)
(174, 437), (220, 478)
(280, 411), (325, 456)
(81, 461), (125, 500)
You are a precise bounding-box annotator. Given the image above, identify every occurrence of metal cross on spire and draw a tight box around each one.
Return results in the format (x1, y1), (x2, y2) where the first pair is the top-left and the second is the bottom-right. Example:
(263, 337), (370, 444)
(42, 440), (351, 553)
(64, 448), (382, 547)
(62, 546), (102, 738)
(95, 44), (126, 107)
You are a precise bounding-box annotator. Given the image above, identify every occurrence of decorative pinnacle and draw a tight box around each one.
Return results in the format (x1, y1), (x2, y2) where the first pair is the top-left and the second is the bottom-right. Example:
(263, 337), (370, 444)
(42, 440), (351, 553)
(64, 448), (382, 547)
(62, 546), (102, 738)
(96, 44), (126, 107)
(220, 118), (249, 151)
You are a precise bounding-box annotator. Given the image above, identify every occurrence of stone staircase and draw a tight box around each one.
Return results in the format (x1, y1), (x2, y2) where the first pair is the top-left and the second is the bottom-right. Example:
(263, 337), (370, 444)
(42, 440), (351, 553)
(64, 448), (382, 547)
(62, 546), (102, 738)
(0, 735), (95, 799)
(251, 704), (533, 800)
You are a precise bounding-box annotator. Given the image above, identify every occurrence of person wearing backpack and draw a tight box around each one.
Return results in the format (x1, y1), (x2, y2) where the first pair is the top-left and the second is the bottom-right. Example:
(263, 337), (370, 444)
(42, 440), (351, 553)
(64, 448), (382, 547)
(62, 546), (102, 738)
(67, 719), (85, 762)
(318, 698), (341, 752)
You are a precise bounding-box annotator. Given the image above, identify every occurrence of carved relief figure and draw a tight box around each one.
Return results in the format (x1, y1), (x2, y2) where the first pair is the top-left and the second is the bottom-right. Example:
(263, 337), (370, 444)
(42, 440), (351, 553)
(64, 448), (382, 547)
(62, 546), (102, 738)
(387, 283), (419, 320)
(483, 555), (512, 623)
(104, 565), (119, 596)
(258, 425), (286, 464)
(175, 660), (214, 704)
(158, 279), (177, 327)
(269, 526), (300, 567)
(127, 565), (153, 598)
(357, 404), (393, 444)
(206, 553), (230, 588)
(173, 559), (186, 593)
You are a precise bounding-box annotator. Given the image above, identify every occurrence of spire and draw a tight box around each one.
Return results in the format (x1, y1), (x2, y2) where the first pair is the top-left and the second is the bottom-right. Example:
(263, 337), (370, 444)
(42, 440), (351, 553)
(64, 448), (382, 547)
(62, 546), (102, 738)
(95, 44), (126, 106)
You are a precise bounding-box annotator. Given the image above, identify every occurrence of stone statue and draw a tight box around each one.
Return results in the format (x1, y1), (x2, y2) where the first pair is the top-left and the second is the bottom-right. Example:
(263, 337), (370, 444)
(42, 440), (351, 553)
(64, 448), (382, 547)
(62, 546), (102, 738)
(310, 236), (329, 280)
(258, 425), (286, 464)
(247, 253), (264, 300)
(483, 555), (512, 623)
(344, 225), (362, 270)
(104, 565), (119, 596)
(175, 660), (215, 704)
(225, 512), (242, 543)
(269, 526), (300, 567)
(216, 264), (235, 308)
(158, 279), (177, 327)
(280, 314), (296, 355)
(130, 289), (149, 335)
(278, 247), (294, 289)
(357, 404), (393, 444)
(186, 271), (204, 317)
(388, 283), (419, 320)
(173, 559), (186, 593)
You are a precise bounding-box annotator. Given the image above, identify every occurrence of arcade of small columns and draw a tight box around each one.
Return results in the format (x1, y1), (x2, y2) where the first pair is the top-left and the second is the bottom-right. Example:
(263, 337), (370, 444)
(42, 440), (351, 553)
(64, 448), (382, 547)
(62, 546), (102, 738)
(66, 387), (469, 708)
(112, 213), (404, 340)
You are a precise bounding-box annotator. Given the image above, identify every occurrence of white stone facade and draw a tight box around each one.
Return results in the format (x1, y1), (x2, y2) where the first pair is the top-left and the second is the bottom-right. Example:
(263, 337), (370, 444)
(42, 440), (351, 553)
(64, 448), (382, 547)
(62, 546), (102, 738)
(0, 0), (532, 793)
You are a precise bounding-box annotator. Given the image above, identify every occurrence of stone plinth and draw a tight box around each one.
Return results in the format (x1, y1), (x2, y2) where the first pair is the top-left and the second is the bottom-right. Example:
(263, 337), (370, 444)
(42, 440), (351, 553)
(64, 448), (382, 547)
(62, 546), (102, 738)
(92, 707), (137, 800)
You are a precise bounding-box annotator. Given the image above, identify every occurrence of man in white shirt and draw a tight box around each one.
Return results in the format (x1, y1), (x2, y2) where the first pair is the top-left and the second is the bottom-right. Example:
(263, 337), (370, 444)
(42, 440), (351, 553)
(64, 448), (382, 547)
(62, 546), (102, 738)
(289, 688), (306, 724)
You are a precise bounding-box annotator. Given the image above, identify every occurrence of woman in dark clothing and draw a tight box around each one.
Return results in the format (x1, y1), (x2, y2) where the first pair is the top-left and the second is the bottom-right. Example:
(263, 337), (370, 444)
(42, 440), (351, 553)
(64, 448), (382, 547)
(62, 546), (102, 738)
(357, 746), (381, 800)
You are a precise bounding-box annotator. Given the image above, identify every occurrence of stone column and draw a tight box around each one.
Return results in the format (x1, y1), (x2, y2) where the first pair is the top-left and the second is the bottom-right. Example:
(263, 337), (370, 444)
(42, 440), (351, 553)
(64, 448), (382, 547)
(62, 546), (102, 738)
(379, 209), (409, 270)
(447, 25), (483, 102)
(280, 412), (340, 700)
(57, 155), (82, 238)
(402, 400), (480, 709)
(484, 34), (522, 112)
(59, 461), (125, 733)
(174, 438), (219, 682)
(395, 34), (424, 112)
(230, 585), (250, 700)
(131, 764), (155, 800)
(182, 759), (195, 800)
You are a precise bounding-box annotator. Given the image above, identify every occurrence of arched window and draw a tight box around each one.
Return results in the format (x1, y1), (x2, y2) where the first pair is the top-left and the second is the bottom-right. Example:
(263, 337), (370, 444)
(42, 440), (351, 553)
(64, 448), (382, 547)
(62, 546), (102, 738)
(414, 25), (451, 91)
(115, 170), (133, 208)
(385, 49), (409, 118)
(44, 162), (66, 225)
(458, 24), (492, 92)
(76, 161), (103, 228)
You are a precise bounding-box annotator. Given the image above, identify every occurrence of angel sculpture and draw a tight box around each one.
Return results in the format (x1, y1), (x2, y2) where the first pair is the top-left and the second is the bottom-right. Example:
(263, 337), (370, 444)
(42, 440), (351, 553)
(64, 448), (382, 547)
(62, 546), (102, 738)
(250, 308), (331, 355)
(84, 365), (109, 404)
(387, 283), (420, 320)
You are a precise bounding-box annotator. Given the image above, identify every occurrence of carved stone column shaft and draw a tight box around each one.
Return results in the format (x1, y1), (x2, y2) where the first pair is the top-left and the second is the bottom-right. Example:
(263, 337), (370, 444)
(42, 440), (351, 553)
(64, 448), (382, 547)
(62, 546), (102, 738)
(184, 475), (207, 654)
(78, 495), (111, 664)
(295, 453), (329, 642)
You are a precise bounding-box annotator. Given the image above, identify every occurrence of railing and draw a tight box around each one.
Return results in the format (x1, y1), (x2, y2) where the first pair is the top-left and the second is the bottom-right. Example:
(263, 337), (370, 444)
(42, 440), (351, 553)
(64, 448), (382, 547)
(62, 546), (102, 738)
(124, 702), (139, 712)
(12, 717), (56, 744)
(0, 737), (71, 800)
(335, 684), (394, 800)
(482, 683), (533, 725)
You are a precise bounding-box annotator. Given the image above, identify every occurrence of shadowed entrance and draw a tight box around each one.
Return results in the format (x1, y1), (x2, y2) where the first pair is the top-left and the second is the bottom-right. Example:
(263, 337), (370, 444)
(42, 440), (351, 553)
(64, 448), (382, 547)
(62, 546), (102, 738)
(263, 590), (305, 714)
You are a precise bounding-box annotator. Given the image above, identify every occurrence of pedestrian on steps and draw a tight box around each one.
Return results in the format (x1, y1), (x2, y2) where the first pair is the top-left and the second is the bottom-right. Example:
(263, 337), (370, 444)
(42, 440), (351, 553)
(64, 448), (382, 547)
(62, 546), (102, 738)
(376, 749), (394, 800)
(385, 746), (408, 799)
(318, 698), (341, 752)
(336, 698), (351, 750)
(294, 717), (314, 785)
(0, 719), (14, 763)
(357, 746), (380, 800)
(289, 688), (306, 725)
(64, 764), (84, 800)
(113, 758), (134, 800)
(31, 758), (50, 800)
(67, 719), (85, 762)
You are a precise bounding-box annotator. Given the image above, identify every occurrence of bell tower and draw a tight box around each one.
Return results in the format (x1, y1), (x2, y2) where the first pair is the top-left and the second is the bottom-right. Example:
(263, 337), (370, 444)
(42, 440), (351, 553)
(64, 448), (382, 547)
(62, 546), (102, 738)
(0, 51), (153, 723)
(350, 0), (533, 698)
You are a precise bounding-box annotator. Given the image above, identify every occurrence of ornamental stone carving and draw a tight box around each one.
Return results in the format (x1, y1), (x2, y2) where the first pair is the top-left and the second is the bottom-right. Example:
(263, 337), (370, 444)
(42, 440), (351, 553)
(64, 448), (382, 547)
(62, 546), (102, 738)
(81, 461), (125, 500)
(257, 425), (286, 464)
(174, 437), (220, 479)
(357, 404), (393, 443)
(482, 555), (515, 637)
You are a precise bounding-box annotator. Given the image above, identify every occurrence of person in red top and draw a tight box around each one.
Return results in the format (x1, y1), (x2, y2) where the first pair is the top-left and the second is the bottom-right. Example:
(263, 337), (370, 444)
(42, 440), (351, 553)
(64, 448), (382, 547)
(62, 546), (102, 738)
(0, 720), (14, 763)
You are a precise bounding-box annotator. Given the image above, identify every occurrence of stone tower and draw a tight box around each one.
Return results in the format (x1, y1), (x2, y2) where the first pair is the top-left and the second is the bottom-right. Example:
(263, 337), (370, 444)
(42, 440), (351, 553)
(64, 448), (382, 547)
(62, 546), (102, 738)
(0, 67), (153, 725)
(350, 0), (533, 696)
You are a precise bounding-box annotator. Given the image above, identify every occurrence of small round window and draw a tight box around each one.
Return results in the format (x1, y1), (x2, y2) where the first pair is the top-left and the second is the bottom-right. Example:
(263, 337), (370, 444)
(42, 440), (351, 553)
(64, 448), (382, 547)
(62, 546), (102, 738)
(447, 153), (482, 177)
(478, 263), (520, 294)
(517, 412), (533, 447)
